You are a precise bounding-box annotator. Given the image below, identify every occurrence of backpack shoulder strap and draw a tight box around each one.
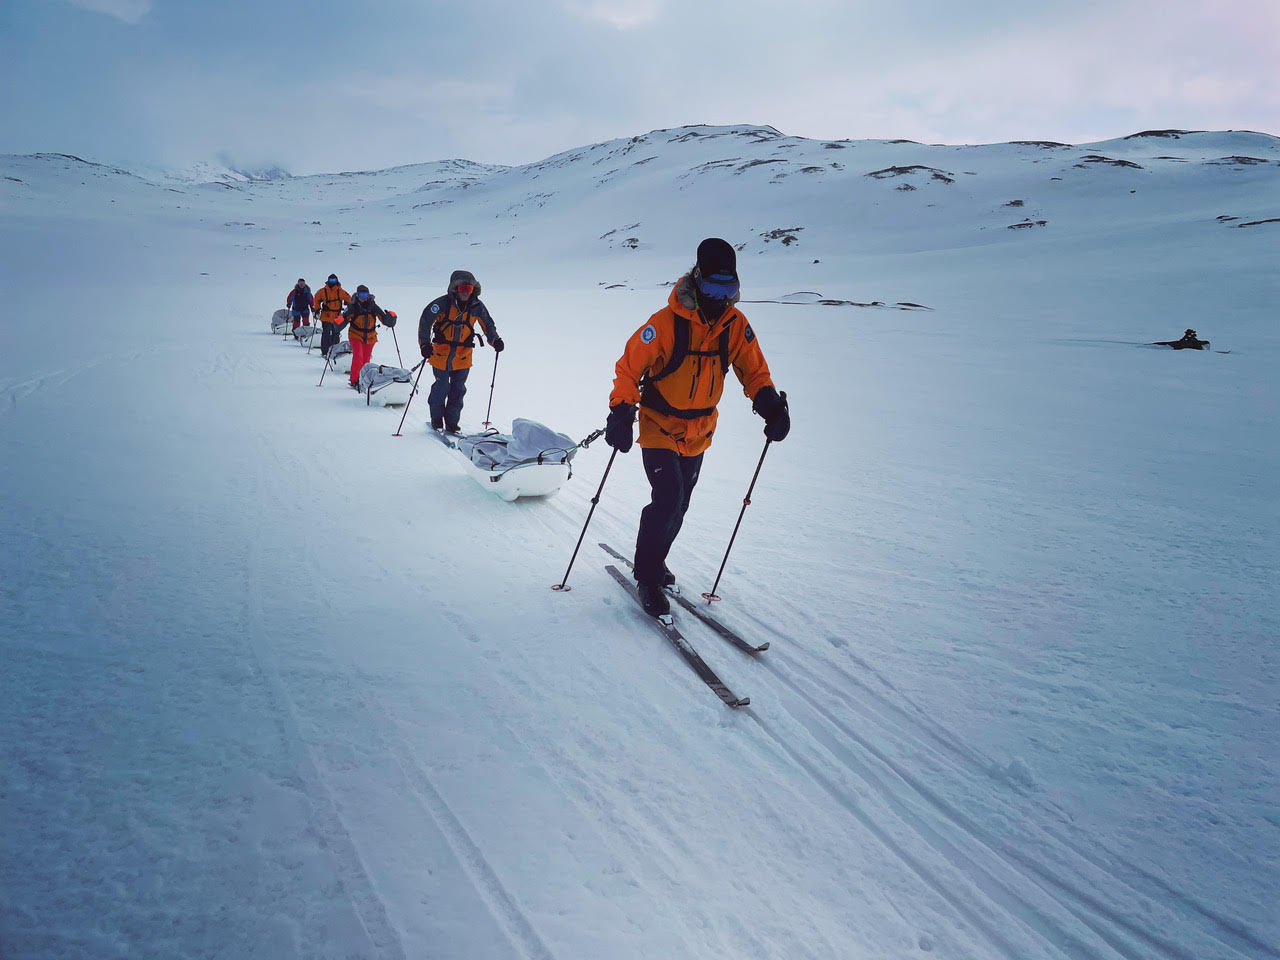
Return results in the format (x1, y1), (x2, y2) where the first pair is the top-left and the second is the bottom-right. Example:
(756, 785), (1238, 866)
(648, 312), (689, 383)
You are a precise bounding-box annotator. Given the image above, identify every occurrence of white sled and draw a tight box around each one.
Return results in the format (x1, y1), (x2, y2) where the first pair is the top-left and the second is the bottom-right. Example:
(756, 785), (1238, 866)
(324, 341), (353, 374)
(292, 323), (316, 345)
(270, 308), (293, 334)
(358, 363), (416, 406)
(434, 420), (579, 501)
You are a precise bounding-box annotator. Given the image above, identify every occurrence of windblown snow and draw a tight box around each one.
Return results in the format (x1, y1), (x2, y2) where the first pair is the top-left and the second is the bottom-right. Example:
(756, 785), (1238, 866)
(2, 125), (1277, 959)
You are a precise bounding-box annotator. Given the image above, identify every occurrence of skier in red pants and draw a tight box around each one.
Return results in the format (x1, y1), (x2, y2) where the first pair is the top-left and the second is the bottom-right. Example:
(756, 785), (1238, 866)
(337, 285), (395, 389)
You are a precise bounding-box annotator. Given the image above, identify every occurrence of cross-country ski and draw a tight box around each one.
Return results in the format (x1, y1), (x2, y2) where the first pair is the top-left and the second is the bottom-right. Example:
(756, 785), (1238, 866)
(606, 565), (750, 708)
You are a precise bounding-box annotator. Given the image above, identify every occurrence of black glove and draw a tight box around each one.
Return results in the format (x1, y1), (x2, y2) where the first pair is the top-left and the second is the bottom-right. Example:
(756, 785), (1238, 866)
(420, 342), (432, 359)
(383, 310), (397, 328)
(491, 336), (505, 354)
(336, 321), (348, 335)
(752, 386), (790, 442)
(605, 403), (636, 453)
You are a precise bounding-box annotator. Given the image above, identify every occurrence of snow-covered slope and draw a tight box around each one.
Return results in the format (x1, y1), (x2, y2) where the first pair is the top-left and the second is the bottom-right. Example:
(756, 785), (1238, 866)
(1, 126), (1276, 960)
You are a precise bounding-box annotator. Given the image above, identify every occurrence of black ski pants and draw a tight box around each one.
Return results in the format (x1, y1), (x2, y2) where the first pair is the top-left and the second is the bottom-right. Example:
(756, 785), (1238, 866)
(633, 447), (703, 584)
(320, 321), (340, 357)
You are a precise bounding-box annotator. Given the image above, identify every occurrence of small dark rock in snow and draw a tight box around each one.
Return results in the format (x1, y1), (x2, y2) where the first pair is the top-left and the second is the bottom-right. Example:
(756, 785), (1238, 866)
(760, 227), (804, 246)
(866, 164), (956, 183)
(1124, 129), (1201, 139)
(1206, 156), (1272, 166)
(735, 158), (789, 174)
(1077, 155), (1144, 169)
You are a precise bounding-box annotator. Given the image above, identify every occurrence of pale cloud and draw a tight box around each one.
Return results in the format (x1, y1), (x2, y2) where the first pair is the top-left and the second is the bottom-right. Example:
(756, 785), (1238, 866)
(715, 0), (1280, 147)
(64, 0), (152, 24)
(563, 0), (663, 29)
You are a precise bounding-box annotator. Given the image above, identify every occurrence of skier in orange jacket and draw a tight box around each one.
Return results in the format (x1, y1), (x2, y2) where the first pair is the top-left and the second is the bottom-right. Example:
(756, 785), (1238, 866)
(606, 238), (790, 616)
(313, 274), (351, 358)
(416, 270), (503, 432)
(338, 285), (395, 389)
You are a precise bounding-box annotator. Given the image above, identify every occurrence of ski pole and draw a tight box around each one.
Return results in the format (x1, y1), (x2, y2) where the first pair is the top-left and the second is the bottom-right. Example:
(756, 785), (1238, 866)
(389, 322), (404, 367)
(392, 356), (430, 436)
(315, 347), (331, 387)
(307, 316), (320, 353)
(702, 435), (775, 603)
(552, 444), (616, 592)
(482, 353), (499, 428)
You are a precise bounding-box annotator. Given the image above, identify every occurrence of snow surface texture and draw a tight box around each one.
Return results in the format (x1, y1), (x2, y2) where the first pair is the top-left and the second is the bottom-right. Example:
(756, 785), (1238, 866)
(1, 126), (1277, 959)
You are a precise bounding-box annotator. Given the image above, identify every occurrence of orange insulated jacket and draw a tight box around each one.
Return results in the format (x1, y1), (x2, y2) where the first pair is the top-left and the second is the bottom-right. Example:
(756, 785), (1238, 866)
(314, 284), (351, 321)
(611, 275), (775, 457)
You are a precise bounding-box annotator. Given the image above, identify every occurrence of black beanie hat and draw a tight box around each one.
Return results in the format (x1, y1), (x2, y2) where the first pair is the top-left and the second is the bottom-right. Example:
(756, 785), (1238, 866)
(356, 284), (370, 294)
(696, 238), (737, 279)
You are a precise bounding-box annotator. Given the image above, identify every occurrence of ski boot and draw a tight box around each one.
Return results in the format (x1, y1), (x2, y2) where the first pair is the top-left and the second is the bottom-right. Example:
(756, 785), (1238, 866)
(637, 580), (671, 618)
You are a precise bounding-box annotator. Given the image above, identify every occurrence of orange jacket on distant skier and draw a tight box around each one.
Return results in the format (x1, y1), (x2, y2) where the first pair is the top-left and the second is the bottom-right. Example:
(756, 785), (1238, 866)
(610, 274), (775, 457)
(342, 294), (390, 345)
(313, 283), (351, 321)
(417, 271), (499, 373)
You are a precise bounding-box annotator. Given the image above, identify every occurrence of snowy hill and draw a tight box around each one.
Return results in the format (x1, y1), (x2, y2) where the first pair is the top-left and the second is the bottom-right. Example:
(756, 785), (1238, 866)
(1, 126), (1277, 960)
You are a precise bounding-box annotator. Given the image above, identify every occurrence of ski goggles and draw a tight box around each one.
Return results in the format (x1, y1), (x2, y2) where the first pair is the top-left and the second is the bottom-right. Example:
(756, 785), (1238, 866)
(456, 283), (475, 296)
(356, 291), (371, 301)
(327, 279), (339, 286)
(694, 269), (739, 301)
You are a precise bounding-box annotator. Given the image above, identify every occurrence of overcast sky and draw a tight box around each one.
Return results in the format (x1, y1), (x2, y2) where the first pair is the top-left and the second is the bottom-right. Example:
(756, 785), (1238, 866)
(3, 0), (1277, 175)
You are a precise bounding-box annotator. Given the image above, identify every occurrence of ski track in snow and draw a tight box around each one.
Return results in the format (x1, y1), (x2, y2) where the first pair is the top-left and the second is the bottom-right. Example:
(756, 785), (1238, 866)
(235, 386), (567, 960)
(359, 695), (561, 960)
(657, 581), (1272, 960)
(241, 451), (408, 959)
(732, 558), (1277, 958)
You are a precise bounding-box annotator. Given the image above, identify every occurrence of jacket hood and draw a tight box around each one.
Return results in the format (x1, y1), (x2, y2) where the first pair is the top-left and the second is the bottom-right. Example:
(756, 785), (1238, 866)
(448, 270), (481, 299)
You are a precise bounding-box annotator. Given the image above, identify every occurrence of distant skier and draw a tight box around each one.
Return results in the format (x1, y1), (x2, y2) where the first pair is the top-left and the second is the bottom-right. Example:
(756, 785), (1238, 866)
(313, 274), (351, 357)
(337, 285), (395, 389)
(286, 278), (313, 331)
(605, 238), (790, 617)
(417, 270), (503, 433)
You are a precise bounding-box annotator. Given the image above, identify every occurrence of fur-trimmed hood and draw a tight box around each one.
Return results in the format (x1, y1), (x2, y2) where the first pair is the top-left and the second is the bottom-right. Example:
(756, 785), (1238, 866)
(448, 269), (481, 299)
(671, 271), (741, 315)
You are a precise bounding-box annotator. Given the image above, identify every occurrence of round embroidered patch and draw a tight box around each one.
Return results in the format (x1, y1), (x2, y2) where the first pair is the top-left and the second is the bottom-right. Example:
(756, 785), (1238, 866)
(430, 303), (441, 314)
(640, 324), (657, 344)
